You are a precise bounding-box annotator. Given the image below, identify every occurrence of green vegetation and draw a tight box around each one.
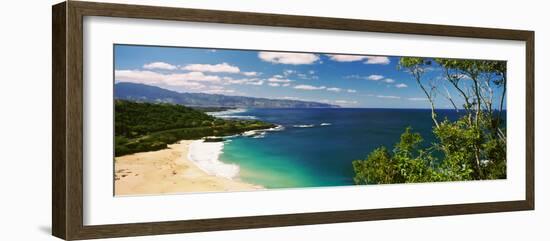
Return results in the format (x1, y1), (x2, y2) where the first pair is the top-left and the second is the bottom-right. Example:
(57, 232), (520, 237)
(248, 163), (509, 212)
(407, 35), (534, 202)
(115, 100), (275, 156)
(353, 58), (507, 184)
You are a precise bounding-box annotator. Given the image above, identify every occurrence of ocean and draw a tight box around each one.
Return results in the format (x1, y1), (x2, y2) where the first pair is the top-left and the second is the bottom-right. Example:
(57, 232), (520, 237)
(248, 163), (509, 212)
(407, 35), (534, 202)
(215, 108), (463, 189)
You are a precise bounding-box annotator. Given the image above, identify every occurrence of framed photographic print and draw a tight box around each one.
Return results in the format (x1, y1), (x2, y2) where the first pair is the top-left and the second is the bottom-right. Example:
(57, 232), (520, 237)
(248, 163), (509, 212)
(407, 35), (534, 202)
(52, 1), (534, 240)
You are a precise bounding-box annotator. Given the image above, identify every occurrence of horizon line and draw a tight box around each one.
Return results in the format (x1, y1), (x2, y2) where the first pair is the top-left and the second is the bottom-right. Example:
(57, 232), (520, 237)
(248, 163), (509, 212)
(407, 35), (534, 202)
(115, 82), (507, 110)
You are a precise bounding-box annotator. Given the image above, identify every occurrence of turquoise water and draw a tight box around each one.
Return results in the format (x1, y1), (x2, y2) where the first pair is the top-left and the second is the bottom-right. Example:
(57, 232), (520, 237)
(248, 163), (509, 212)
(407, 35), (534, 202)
(219, 108), (461, 189)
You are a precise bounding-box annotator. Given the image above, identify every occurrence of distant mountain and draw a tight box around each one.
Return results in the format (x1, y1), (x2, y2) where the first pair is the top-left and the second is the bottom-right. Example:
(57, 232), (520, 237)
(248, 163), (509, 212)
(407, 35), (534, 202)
(114, 82), (340, 108)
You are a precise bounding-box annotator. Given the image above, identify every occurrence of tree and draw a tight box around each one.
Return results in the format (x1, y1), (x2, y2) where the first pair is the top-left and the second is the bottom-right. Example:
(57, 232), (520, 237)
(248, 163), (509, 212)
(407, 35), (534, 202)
(353, 128), (434, 183)
(353, 58), (507, 184)
(398, 58), (440, 128)
(114, 100), (275, 156)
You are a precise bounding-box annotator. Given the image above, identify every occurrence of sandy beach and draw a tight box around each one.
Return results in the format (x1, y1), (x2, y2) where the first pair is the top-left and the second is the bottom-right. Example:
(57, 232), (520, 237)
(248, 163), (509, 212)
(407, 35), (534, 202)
(114, 140), (262, 196)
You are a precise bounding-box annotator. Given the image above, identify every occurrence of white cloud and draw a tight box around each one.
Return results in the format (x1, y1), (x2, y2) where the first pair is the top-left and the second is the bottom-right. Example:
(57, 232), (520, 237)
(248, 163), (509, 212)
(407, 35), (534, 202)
(203, 88), (236, 94)
(291, 85), (352, 93)
(283, 69), (296, 76)
(326, 55), (390, 65)
(115, 70), (222, 90)
(294, 84), (326, 90)
(282, 96), (302, 100)
(334, 100), (359, 105)
(326, 54), (369, 62)
(395, 83), (408, 88)
(348, 74), (390, 83)
(248, 80), (264, 86)
(268, 83), (281, 87)
(282, 83), (291, 87)
(281, 97), (357, 106)
(345, 75), (361, 79)
(115, 70), (221, 83)
(376, 95), (401, 99)
(258, 52), (319, 65)
(408, 97), (428, 101)
(364, 56), (391, 65)
(115, 70), (164, 84)
(142, 62), (177, 70)
(224, 77), (247, 84)
(356, 75), (395, 83)
(223, 77), (264, 86)
(367, 74), (385, 81)
(116, 69), (267, 94)
(182, 62), (240, 73)
(295, 72), (318, 80)
(171, 72), (221, 82)
(242, 71), (259, 77)
(268, 77), (293, 83)
(317, 99), (359, 107)
(281, 96), (320, 102)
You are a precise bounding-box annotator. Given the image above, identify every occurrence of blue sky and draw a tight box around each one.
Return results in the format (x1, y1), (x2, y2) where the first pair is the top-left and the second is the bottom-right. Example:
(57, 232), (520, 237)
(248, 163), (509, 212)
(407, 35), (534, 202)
(114, 44), (505, 109)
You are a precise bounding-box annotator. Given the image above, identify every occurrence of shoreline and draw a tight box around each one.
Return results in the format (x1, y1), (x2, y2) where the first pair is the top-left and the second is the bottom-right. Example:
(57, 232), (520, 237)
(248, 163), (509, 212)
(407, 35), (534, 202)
(114, 140), (262, 196)
(187, 139), (240, 179)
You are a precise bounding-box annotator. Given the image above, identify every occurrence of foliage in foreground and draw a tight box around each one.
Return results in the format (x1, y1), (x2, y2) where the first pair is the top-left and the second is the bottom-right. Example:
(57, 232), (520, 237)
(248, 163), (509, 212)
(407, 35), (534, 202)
(114, 100), (274, 156)
(353, 57), (507, 184)
(353, 121), (506, 184)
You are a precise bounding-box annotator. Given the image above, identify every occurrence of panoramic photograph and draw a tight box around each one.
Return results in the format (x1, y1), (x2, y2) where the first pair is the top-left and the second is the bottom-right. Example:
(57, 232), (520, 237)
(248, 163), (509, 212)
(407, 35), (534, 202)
(113, 44), (507, 196)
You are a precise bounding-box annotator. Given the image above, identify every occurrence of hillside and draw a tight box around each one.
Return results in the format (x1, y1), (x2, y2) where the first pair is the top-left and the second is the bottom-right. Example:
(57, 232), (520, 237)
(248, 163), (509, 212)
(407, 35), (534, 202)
(114, 82), (339, 108)
(114, 100), (275, 156)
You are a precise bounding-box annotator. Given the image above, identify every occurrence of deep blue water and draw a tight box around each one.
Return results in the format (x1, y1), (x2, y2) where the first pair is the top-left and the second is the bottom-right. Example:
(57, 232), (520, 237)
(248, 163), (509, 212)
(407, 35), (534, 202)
(219, 108), (462, 189)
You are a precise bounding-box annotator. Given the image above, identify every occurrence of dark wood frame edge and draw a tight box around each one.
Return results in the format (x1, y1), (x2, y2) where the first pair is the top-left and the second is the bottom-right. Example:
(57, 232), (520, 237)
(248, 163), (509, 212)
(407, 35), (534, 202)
(52, 1), (67, 239)
(52, 1), (535, 240)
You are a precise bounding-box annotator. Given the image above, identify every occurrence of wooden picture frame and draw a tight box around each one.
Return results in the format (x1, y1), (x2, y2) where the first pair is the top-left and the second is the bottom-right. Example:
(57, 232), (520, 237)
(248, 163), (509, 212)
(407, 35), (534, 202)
(52, 1), (534, 240)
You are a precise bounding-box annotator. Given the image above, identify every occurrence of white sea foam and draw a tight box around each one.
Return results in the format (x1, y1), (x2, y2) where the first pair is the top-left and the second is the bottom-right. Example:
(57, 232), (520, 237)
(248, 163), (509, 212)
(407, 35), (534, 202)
(217, 115), (258, 120)
(207, 108), (258, 120)
(320, 123), (332, 126)
(293, 124), (315, 128)
(251, 132), (267, 138)
(206, 108), (258, 120)
(206, 108), (247, 117)
(223, 134), (240, 139)
(187, 140), (239, 179)
(242, 130), (257, 137)
(240, 124), (284, 138)
(265, 125), (285, 131)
